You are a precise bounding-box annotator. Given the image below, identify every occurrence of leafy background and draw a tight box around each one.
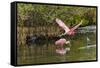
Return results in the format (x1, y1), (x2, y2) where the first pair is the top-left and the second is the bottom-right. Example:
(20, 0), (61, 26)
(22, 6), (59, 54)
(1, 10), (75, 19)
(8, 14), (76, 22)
(17, 3), (96, 27)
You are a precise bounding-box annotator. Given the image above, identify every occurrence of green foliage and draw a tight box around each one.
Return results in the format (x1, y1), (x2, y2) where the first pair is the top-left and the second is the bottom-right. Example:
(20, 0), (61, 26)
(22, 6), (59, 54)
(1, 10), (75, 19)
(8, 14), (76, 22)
(17, 3), (96, 27)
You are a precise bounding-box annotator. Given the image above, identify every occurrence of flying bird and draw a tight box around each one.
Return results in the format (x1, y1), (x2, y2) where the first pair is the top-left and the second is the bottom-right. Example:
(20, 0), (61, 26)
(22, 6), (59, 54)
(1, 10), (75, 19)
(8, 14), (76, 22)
(55, 18), (83, 36)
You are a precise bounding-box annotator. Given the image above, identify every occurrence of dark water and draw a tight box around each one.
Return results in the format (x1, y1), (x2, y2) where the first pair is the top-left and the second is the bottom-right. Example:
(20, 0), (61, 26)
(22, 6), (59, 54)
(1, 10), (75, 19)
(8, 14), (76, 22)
(17, 32), (96, 65)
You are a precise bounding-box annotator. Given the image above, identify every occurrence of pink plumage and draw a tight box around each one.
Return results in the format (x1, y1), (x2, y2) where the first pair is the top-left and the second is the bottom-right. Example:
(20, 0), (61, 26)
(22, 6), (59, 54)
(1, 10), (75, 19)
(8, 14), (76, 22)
(56, 48), (70, 55)
(55, 38), (70, 46)
(56, 48), (66, 55)
(55, 18), (82, 36)
(55, 38), (66, 46)
(56, 18), (70, 33)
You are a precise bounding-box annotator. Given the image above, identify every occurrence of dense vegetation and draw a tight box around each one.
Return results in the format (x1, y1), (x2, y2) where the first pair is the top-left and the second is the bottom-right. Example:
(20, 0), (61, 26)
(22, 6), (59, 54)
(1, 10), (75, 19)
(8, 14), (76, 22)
(17, 3), (96, 27)
(17, 3), (96, 65)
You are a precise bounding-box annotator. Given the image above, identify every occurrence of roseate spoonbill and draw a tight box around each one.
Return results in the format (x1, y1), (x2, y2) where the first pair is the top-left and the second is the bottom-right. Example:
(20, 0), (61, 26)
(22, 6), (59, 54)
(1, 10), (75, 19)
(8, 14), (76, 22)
(55, 38), (70, 46)
(55, 18), (83, 36)
(56, 48), (70, 55)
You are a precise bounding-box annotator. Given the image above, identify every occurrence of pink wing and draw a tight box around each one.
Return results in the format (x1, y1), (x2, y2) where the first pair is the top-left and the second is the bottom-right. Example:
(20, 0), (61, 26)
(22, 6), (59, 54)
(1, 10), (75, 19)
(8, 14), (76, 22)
(56, 18), (70, 33)
(71, 20), (83, 31)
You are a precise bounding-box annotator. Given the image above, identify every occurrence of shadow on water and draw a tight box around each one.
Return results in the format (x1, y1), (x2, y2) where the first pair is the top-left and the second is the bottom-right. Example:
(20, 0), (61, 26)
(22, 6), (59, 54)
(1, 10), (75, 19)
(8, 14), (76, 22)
(17, 32), (96, 65)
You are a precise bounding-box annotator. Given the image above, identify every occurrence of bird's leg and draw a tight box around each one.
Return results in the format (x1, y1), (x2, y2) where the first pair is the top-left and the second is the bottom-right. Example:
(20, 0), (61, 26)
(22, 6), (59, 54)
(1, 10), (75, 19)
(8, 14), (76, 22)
(58, 32), (67, 37)
(58, 33), (64, 37)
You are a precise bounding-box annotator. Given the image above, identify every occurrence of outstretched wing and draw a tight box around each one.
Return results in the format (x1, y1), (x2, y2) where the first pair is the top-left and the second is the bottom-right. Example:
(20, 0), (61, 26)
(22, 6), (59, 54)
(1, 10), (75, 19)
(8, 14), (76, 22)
(71, 20), (83, 31)
(56, 18), (70, 33)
